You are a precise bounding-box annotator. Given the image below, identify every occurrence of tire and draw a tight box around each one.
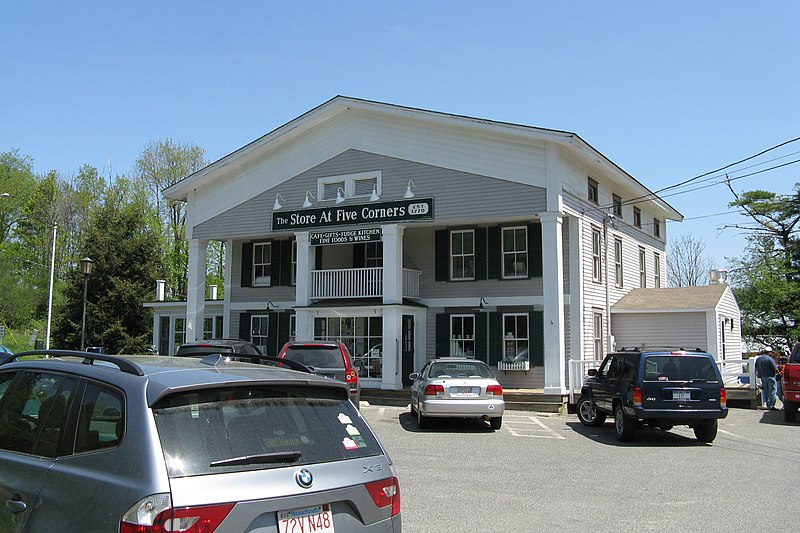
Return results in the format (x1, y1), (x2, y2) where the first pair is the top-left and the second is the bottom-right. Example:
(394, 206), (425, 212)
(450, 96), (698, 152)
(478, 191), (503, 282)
(693, 420), (718, 442)
(614, 404), (637, 442)
(490, 417), (502, 430)
(417, 406), (430, 429)
(577, 395), (606, 427)
(785, 400), (798, 423)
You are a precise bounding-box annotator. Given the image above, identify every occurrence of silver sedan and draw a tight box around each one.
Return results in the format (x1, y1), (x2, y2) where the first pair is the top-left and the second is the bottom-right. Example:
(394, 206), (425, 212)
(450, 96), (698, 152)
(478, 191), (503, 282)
(409, 358), (505, 429)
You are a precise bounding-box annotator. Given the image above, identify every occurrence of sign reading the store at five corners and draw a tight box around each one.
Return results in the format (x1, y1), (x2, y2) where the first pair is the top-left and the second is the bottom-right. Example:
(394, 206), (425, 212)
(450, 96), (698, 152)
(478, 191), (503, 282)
(272, 197), (434, 230)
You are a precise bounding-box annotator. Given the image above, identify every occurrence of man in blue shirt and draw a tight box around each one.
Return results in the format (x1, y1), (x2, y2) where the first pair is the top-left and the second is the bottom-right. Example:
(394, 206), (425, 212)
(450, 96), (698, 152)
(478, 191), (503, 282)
(755, 352), (780, 410)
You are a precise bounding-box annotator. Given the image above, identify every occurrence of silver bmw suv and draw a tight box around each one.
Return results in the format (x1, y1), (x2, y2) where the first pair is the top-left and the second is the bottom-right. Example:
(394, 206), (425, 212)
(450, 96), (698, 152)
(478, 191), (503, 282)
(0, 350), (401, 532)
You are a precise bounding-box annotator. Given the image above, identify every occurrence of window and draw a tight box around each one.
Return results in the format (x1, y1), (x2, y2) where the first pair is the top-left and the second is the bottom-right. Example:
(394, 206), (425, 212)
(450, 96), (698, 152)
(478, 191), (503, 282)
(653, 218), (661, 238)
(588, 178), (599, 204)
(612, 194), (623, 217)
(318, 171), (381, 201)
(639, 247), (647, 288)
(314, 316), (382, 378)
(633, 207), (642, 228)
(451, 230), (475, 281)
(591, 228), (602, 283)
(450, 315), (475, 358)
(502, 226), (528, 278)
(593, 312), (604, 360)
(252, 242), (271, 286)
(654, 253), (662, 288)
(75, 382), (124, 453)
(173, 317), (186, 354)
(614, 238), (623, 288)
(251, 315), (269, 354)
(365, 242), (383, 268)
(502, 314), (529, 363)
(203, 318), (213, 340)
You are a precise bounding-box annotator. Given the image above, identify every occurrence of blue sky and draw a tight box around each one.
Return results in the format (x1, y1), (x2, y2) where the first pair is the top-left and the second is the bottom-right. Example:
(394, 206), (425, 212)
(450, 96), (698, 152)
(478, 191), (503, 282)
(2, 2), (798, 271)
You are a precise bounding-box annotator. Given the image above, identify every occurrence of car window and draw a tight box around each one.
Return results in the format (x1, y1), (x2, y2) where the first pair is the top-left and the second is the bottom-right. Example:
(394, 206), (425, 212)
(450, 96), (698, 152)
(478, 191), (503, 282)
(152, 384), (380, 477)
(599, 356), (622, 379)
(621, 356), (637, 381)
(0, 371), (77, 457)
(75, 381), (124, 453)
(284, 346), (343, 368)
(643, 355), (718, 382)
(790, 343), (800, 363)
(429, 361), (493, 379)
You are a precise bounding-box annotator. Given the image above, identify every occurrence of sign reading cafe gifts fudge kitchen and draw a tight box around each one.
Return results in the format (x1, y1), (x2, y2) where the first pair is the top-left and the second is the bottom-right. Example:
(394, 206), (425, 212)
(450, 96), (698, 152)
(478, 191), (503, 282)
(272, 197), (434, 230)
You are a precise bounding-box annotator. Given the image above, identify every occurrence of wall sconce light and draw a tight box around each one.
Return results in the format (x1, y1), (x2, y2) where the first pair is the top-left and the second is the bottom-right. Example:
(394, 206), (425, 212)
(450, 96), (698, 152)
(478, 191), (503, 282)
(404, 179), (417, 199)
(473, 297), (489, 312)
(335, 187), (346, 204)
(369, 184), (380, 202)
(273, 193), (285, 210)
(303, 191), (315, 208)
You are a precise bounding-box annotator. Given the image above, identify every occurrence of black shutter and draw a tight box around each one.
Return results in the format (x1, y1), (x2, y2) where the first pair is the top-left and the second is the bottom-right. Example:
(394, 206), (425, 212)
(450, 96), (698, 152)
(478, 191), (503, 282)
(435, 313), (450, 356)
(530, 310), (544, 366)
(241, 243), (253, 287)
(488, 226), (501, 280)
(267, 312), (279, 356)
(238, 312), (251, 341)
(280, 240), (293, 286)
(278, 312), (291, 352)
(529, 223), (543, 278)
(270, 241), (281, 287)
(475, 227), (487, 280)
(435, 230), (449, 281)
(353, 243), (366, 268)
(475, 311), (487, 361)
(488, 311), (503, 365)
(315, 246), (322, 270)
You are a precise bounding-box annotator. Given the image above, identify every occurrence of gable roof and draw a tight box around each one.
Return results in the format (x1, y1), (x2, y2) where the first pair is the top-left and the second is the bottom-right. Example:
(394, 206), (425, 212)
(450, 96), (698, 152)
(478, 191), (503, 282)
(612, 285), (731, 312)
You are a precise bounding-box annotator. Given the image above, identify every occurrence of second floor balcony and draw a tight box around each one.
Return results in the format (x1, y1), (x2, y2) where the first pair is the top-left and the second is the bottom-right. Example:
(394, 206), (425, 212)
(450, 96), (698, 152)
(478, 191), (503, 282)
(310, 267), (421, 300)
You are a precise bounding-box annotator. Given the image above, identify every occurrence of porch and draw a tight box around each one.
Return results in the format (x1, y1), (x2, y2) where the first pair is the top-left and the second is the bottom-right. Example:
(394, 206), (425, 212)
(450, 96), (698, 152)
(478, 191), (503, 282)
(310, 267), (421, 300)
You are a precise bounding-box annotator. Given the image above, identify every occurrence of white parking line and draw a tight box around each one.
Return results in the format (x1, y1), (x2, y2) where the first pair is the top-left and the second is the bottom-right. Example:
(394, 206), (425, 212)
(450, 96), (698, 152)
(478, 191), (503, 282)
(506, 415), (565, 439)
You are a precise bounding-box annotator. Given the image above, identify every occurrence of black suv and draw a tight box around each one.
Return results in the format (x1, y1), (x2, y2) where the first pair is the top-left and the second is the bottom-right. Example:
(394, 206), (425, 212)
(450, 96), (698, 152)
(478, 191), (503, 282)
(576, 347), (728, 442)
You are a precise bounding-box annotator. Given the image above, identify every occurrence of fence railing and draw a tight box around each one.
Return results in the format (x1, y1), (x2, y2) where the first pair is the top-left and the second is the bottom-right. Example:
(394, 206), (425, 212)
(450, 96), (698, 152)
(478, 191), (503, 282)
(310, 267), (421, 299)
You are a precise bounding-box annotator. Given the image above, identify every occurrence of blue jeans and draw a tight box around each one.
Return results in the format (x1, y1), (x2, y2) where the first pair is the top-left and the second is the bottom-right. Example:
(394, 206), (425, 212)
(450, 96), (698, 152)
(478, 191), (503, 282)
(760, 376), (777, 409)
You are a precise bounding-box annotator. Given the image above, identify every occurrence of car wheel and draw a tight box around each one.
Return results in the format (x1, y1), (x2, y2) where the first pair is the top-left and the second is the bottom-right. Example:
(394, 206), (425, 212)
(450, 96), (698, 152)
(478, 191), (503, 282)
(693, 420), (718, 442)
(785, 400), (798, 423)
(490, 417), (502, 430)
(614, 404), (637, 442)
(577, 395), (606, 427)
(417, 407), (430, 429)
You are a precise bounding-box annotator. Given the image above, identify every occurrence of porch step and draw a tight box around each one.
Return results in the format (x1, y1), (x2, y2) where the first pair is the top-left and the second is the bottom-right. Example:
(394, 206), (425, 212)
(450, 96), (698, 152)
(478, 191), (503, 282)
(360, 389), (565, 413)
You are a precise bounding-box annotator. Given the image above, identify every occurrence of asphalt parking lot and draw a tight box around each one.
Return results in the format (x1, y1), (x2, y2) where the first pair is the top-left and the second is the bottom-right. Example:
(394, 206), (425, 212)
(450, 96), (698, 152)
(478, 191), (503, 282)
(361, 403), (800, 532)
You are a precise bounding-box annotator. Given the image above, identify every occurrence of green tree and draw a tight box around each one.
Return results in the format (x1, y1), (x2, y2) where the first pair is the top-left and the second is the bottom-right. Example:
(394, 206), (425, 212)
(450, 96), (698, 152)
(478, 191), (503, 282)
(0, 149), (37, 246)
(53, 179), (163, 353)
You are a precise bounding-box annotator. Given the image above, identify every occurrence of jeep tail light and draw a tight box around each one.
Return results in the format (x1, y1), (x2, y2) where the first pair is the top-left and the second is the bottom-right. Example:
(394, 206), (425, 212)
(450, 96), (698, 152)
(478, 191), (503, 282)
(423, 384), (444, 396)
(633, 387), (642, 407)
(487, 384), (503, 397)
(120, 494), (234, 533)
(365, 477), (401, 517)
(720, 387), (727, 408)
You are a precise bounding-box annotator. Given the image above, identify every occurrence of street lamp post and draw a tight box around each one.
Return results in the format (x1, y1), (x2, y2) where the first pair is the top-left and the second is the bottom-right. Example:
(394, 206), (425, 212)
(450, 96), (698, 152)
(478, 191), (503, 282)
(79, 257), (94, 351)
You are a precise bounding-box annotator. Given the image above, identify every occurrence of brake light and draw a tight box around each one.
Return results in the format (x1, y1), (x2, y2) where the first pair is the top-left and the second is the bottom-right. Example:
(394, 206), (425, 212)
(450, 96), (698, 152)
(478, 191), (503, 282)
(720, 387), (727, 408)
(486, 384), (503, 397)
(346, 368), (359, 384)
(120, 494), (234, 533)
(423, 384), (444, 396)
(365, 477), (400, 517)
(633, 387), (642, 407)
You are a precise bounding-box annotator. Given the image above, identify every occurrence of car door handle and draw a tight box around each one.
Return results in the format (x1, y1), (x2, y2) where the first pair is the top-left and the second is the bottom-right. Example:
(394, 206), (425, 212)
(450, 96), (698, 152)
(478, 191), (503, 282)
(6, 496), (27, 514)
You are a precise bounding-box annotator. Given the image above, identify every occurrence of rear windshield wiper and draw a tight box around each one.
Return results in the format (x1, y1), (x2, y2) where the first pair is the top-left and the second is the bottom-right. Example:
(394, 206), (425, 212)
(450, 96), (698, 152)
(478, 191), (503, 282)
(210, 451), (302, 467)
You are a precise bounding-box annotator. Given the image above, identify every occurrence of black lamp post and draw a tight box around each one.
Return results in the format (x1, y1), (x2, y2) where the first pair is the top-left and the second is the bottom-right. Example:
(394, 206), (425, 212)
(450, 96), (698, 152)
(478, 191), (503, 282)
(79, 257), (94, 351)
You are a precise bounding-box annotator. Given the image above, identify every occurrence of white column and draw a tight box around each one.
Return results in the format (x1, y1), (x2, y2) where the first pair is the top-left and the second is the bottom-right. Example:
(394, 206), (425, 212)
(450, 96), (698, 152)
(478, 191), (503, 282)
(540, 212), (566, 394)
(382, 306), (403, 390)
(294, 231), (313, 338)
(381, 224), (404, 304)
(186, 239), (208, 343)
(222, 239), (233, 338)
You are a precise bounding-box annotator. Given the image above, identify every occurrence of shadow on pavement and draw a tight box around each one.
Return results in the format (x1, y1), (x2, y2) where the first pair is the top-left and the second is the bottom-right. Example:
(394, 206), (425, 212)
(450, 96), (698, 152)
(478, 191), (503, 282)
(398, 411), (497, 434)
(565, 420), (712, 447)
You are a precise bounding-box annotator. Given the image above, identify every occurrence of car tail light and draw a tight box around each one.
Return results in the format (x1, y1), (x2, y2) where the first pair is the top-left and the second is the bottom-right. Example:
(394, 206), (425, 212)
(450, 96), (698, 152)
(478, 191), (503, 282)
(346, 368), (359, 385)
(486, 384), (503, 397)
(633, 387), (642, 407)
(365, 477), (400, 517)
(423, 384), (444, 396)
(120, 494), (234, 533)
(720, 387), (727, 408)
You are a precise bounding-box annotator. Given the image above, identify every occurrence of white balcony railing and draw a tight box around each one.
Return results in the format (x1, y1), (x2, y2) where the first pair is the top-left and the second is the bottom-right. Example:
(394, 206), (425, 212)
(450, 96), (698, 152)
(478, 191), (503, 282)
(311, 267), (421, 300)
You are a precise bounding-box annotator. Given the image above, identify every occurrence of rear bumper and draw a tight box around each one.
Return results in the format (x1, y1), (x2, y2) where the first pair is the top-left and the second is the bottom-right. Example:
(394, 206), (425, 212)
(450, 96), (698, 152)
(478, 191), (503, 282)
(419, 398), (505, 418)
(628, 407), (728, 421)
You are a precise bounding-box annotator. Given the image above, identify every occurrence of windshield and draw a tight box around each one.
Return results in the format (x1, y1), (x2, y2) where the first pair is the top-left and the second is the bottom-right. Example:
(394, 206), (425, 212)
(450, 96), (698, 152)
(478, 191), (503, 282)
(790, 343), (800, 363)
(643, 355), (718, 382)
(153, 385), (379, 477)
(429, 361), (494, 379)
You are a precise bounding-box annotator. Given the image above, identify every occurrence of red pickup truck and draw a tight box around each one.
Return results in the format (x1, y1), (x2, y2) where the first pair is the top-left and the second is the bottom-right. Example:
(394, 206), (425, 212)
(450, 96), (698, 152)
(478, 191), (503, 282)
(783, 342), (800, 422)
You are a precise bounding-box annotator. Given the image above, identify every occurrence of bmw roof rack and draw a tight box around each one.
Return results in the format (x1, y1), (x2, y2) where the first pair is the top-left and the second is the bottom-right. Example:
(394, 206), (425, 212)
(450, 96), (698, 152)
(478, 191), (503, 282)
(0, 350), (145, 376)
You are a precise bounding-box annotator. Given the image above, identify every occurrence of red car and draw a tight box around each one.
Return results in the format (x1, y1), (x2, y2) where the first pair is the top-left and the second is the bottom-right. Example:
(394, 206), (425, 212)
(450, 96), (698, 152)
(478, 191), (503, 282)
(782, 342), (800, 422)
(278, 340), (361, 407)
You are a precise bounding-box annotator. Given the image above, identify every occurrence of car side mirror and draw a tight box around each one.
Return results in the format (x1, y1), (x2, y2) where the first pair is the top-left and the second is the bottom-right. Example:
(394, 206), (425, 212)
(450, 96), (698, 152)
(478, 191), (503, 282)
(409, 372), (419, 381)
(587, 368), (598, 377)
